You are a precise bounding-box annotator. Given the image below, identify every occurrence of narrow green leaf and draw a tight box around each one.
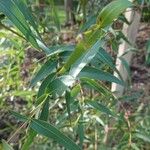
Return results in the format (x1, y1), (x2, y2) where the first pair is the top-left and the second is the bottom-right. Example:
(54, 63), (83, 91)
(97, 48), (124, 82)
(14, 0), (38, 32)
(118, 14), (130, 25)
(59, 29), (104, 74)
(97, 0), (132, 28)
(35, 94), (48, 106)
(0, 0), (39, 48)
(65, 91), (72, 122)
(135, 133), (150, 143)
(21, 129), (37, 150)
(69, 39), (105, 78)
(22, 95), (51, 150)
(2, 140), (14, 150)
(97, 48), (114, 67)
(87, 100), (115, 117)
(30, 60), (56, 87)
(77, 115), (84, 148)
(37, 73), (56, 98)
(71, 84), (81, 98)
(22, 74), (55, 150)
(30, 119), (81, 150)
(46, 78), (67, 96)
(81, 77), (113, 97)
(78, 66), (124, 85)
(46, 75), (75, 96)
(39, 97), (50, 121)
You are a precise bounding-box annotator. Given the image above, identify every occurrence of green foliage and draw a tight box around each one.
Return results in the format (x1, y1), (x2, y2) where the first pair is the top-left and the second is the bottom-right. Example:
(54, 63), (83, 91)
(97, 0), (132, 28)
(30, 119), (81, 150)
(0, 0), (39, 49)
(0, 0), (149, 150)
(2, 140), (14, 150)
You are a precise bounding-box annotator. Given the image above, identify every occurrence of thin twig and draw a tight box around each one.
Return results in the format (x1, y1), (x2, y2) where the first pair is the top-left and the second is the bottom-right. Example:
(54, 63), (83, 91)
(0, 23), (26, 40)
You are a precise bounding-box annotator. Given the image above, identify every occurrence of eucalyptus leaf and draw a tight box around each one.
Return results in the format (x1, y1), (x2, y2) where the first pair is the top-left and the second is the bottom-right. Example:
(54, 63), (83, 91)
(97, 0), (132, 28)
(37, 73), (56, 98)
(30, 119), (81, 150)
(59, 29), (104, 74)
(30, 60), (56, 87)
(78, 66), (124, 85)
(81, 77), (113, 97)
(87, 100), (115, 117)
(69, 39), (105, 78)
(0, 0), (39, 48)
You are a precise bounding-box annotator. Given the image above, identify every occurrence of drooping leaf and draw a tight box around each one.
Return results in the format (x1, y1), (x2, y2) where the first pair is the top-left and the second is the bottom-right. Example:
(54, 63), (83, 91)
(97, 48), (115, 69)
(78, 66), (124, 85)
(37, 73), (56, 98)
(69, 39), (105, 78)
(30, 119), (81, 150)
(39, 97), (50, 121)
(87, 100), (115, 117)
(0, 0), (39, 48)
(65, 91), (72, 122)
(11, 111), (28, 122)
(46, 75), (74, 96)
(118, 13), (130, 25)
(13, 0), (38, 32)
(81, 77), (113, 97)
(59, 29), (104, 74)
(97, 48), (124, 81)
(46, 78), (67, 96)
(22, 95), (51, 150)
(77, 115), (84, 148)
(97, 0), (132, 28)
(30, 60), (56, 87)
